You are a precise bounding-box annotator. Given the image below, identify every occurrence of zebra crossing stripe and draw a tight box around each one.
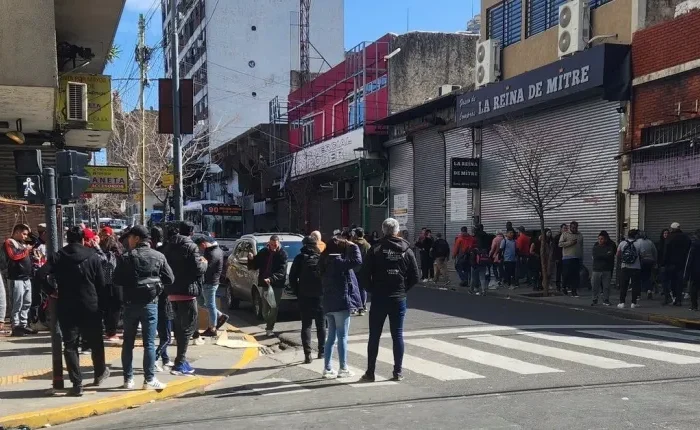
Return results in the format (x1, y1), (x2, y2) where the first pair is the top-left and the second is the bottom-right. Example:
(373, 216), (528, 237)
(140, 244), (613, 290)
(524, 332), (700, 364)
(467, 334), (644, 369)
(577, 330), (700, 354)
(347, 343), (484, 381)
(234, 378), (310, 396)
(405, 338), (563, 375)
(630, 329), (700, 343)
(297, 361), (397, 387)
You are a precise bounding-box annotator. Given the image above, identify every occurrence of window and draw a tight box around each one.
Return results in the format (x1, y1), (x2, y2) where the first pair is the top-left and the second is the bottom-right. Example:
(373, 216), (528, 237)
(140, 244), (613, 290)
(588, 0), (613, 7)
(488, 0), (522, 47)
(349, 97), (365, 129)
(527, 0), (566, 36)
(302, 119), (314, 147)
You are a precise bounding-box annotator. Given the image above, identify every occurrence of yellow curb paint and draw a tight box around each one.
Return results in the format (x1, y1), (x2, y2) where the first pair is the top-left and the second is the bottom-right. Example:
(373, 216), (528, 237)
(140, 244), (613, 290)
(0, 326), (260, 429)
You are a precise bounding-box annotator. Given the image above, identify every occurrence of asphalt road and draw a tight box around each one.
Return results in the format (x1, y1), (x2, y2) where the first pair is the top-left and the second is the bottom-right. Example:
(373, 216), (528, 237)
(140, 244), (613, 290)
(59, 286), (700, 430)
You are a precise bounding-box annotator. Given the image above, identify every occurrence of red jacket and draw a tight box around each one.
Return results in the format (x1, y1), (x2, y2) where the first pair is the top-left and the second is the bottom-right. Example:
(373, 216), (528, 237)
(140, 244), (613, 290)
(516, 234), (531, 256)
(452, 234), (476, 258)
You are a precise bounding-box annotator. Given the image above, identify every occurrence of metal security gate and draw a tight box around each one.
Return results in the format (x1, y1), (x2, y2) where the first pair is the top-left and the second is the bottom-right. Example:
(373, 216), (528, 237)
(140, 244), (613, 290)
(388, 141), (414, 241)
(480, 98), (620, 269)
(413, 129), (446, 236)
(445, 129), (473, 244)
(644, 191), (700, 240)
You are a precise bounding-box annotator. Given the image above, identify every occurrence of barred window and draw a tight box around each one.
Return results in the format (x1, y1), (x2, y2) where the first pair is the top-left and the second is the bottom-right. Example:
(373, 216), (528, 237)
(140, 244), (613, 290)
(527, 0), (611, 37)
(488, 0), (522, 47)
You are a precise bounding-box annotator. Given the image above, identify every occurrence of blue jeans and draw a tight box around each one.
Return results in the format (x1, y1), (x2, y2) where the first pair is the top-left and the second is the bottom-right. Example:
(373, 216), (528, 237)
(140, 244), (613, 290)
(470, 265), (488, 292)
(367, 297), (407, 376)
(122, 302), (158, 382)
(324, 310), (351, 371)
(197, 284), (221, 328)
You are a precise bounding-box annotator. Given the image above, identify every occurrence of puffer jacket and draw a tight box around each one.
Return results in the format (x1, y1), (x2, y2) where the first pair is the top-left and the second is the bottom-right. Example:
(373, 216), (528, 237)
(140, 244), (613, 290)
(321, 242), (363, 313)
(161, 235), (207, 297)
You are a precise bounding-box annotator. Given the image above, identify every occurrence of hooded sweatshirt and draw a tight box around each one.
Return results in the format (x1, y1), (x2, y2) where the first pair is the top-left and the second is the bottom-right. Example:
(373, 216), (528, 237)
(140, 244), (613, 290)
(363, 236), (419, 300)
(47, 243), (107, 314)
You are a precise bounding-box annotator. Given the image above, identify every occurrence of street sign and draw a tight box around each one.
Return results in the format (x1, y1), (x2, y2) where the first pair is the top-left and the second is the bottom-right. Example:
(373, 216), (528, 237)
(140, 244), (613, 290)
(161, 173), (174, 187)
(85, 165), (129, 193)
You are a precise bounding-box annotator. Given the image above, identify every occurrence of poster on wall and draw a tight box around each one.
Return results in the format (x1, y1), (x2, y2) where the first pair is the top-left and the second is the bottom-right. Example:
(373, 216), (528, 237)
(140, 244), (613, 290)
(392, 193), (409, 230)
(450, 188), (470, 222)
(450, 157), (480, 189)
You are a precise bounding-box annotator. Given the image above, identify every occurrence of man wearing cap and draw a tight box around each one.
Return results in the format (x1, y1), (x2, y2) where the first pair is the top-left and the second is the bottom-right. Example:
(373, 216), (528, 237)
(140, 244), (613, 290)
(99, 226), (114, 243)
(663, 222), (691, 306)
(114, 225), (174, 391)
(194, 235), (227, 336)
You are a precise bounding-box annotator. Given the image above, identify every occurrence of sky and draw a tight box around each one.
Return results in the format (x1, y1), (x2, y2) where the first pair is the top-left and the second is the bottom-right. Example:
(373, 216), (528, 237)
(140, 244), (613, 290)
(107, 0), (479, 111)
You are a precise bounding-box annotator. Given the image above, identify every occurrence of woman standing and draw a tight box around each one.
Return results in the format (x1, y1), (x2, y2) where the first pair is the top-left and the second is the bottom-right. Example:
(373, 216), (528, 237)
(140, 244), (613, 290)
(320, 237), (362, 379)
(591, 231), (616, 306)
(100, 234), (123, 340)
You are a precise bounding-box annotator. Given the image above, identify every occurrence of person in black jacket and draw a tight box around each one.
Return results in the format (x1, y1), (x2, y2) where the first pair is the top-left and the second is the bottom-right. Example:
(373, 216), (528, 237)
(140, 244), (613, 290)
(248, 235), (288, 336)
(684, 230), (700, 311)
(114, 225), (174, 391)
(430, 233), (450, 283)
(36, 227), (109, 396)
(195, 235), (227, 337)
(664, 222), (692, 306)
(416, 229), (435, 281)
(160, 221), (207, 376)
(289, 235), (325, 363)
(591, 230), (616, 306)
(361, 218), (419, 382)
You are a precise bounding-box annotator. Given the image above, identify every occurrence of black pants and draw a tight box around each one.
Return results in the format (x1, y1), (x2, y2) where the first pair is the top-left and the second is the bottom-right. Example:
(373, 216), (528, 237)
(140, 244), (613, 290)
(58, 309), (106, 387)
(298, 296), (326, 355)
(562, 259), (581, 295)
(502, 261), (517, 286)
(104, 284), (122, 336)
(691, 280), (700, 310)
(555, 260), (563, 288)
(171, 299), (197, 366)
(619, 268), (642, 305)
(420, 252), (434, 279)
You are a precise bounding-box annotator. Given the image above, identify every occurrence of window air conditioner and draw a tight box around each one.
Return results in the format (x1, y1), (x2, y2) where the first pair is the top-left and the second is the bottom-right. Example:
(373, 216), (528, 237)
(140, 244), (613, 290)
(558, 0), (591, 58)
(438, 85), (462, 96)
(66, 82), (88, 122)
(333, 181), (353, 201)
(474, 39), (501, 89)
(366, 186), (387, 207)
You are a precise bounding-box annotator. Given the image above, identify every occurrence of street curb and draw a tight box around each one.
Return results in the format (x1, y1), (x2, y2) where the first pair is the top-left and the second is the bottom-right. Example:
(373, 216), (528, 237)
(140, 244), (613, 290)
(0, 328), (260, 429)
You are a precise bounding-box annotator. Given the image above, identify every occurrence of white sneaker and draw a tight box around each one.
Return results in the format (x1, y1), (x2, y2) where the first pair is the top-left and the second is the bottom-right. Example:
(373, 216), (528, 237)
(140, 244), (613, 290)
(617, 303), (625, 309)
(631, 303), (639, 309)
(155, 362), (164, 373)
(193, 337), (205, 346)
(123, 378), (135, 389)
(266, 330), (275, 337)
(337, 368), (355, 378)
(143, 378), (167, 391)
(322, 368), (337, 379)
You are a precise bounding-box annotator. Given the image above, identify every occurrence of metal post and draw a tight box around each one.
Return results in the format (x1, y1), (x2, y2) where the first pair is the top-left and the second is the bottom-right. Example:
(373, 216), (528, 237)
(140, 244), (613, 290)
(138, 14), (148, 225)
(171, 0), (184, 220)
(43, 167), (63, 389)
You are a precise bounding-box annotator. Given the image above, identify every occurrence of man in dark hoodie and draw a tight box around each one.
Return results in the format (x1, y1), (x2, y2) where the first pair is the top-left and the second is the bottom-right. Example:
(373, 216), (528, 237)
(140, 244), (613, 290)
(352, 227), (371, 315)
(37, 226), (109, 396)
(664, 222), (692, 306)
(160, 221), (207, 376)
(289, 235), (325, 363)
(195, 235), (227, 336)
(361, 218), (419, 382)
(248, 235), (288, 337)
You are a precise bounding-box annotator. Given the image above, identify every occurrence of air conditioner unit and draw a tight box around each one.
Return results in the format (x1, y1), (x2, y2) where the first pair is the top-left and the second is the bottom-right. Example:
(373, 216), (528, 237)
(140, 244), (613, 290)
(333, 181), (353, 201)
(474, 39), (501, 89)
(438, 84), (462, 97)
(66, 82), (88, 122)
(558, 0), (591, 58)
(366, 186), (387, 207)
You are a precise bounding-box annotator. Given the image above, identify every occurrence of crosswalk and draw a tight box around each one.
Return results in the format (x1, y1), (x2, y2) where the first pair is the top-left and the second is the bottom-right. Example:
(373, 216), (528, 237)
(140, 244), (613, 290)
(228, 326), (700, 397)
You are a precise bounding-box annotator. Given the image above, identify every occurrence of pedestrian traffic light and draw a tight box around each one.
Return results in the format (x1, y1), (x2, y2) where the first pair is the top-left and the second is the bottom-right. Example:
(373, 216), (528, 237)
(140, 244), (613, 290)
(56, 150), (91, 200)
(13, 149), (44, 203)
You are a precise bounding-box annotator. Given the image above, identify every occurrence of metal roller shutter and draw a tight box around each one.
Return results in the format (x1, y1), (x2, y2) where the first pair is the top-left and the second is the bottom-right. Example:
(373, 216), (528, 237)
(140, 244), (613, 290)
(348, 178), (361, 228)
(480, 98), (619, 270)
(319, 189), (340, 238)
(0, 146), (58, 197)
(413, 129), (446, 236)
(644, 191), (700, 241)
(445, 129), (473, 244)
(365, 174), (387, 235)
(388, 141), (414, 241)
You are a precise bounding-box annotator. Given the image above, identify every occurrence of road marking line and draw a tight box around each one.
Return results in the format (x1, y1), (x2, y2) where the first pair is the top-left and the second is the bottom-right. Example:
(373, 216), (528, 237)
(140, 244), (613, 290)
(405, 338), (563, 375)
(347, 343), (484, 381)
(234, 378), (310, 396)
(298, 360), (395, 386)
(578, 330), (700, 354)
(523, 332), (700, 364)
(467, 334), (643, 369)
(632, 330), (700, 342)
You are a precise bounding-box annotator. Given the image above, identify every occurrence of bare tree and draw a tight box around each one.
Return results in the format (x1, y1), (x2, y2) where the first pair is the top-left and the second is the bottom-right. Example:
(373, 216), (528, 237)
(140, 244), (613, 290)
(492, 119), (605, 295)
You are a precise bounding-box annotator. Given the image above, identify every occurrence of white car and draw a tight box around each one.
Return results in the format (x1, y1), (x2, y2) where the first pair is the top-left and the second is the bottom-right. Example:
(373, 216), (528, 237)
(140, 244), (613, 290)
(225, 233), (303, 319)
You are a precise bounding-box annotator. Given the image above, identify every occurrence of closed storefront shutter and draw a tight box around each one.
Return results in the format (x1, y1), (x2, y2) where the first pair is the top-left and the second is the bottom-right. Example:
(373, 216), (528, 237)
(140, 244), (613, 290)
(445, 129), (473, 244)
(480, 98), (619, 269)
(388, 141), (414, 242)
(0, 146), (58, 197)
(413, 129), (446, 236)
(347, 178), (361, 228)
(644, 191), (700, 240)
(319, 189), (340, 238)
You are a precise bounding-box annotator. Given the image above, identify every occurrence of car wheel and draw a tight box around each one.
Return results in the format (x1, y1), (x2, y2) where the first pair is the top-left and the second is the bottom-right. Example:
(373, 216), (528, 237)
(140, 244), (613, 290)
(251, 287), (263, 320)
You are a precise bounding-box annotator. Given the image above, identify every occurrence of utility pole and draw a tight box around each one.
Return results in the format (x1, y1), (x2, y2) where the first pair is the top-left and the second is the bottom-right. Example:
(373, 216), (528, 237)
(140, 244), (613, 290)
(137, 14), (148, 225)
(171, 0), (183, 220)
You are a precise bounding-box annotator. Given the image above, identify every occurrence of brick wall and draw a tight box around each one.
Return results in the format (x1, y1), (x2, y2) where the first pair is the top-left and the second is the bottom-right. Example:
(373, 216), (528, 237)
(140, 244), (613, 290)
(632, 9), (700, 76)
(0, 198), (45, 238)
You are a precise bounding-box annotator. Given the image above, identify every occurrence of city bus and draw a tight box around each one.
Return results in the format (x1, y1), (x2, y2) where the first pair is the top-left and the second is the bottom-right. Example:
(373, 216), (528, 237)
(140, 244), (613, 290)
(183, 200), (243, 243)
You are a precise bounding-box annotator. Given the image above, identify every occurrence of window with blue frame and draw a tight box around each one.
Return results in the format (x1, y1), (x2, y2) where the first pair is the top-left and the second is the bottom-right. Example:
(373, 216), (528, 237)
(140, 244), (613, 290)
(527, 0), (610, 37)
(348, 97), (365, 129)
(488, 0), (522, 47)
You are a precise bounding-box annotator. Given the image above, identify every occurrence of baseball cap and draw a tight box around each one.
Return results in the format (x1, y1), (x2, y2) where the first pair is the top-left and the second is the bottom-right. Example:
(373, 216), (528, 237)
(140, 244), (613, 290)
(128, 225), (150, 239)
(671, 222), (680, 229)
(83, 228), (97, 240)
(101, 226), (114, 236)
(333, 229), (342, 236)
(37, 223), (46, 233)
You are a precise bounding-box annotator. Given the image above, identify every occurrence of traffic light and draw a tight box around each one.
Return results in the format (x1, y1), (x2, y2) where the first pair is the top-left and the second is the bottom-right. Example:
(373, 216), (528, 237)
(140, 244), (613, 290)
(56, 150), (91, 200)
(14, 149), (44, 204)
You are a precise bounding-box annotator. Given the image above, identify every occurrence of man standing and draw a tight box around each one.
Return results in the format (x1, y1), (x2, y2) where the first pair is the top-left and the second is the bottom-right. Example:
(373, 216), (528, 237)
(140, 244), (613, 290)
(361, 218), (419, 382)
(248, 235), (288, 337)
(310, 231), (326, 252)
(452, 227), (475, 287)
(431, 233), (450, 284)
(352, 227), (371, 315)
(617, 229), (644, 309)
(664, 222), (691, 306)
(515, 227), (531, 286)
(161, 222), (207, 376)
(37, 226), (109, 396)
(559, 220), (583, 297)
(553, 224), (568, 291)
(471, 225), (491, 295)
(195, 236), (228, 336)
(114, 225), (174, 391)
(5, 224), (36, 337)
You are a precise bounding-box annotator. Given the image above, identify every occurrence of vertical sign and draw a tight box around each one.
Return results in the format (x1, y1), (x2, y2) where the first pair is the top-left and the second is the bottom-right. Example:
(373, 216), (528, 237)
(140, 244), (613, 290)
(392, 193), (409, 230)
(450, 157), (480, 189)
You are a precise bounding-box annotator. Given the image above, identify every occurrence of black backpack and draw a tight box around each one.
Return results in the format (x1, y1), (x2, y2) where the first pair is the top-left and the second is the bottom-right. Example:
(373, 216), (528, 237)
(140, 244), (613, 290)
(621, 240), (638, 265)
(296, 253), (322, 296)
(127, 250), (163, 304)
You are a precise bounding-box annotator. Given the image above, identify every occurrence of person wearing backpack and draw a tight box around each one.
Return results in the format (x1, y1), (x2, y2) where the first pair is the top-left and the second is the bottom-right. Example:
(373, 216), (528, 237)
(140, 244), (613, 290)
(452, 227), (475, 287)
(289, 235), (326, 364)
(114, 225), (175, 391)
(617, 229), (644, 309)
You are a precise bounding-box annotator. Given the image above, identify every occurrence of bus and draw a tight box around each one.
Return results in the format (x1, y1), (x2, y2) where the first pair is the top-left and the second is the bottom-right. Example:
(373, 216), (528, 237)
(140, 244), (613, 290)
(183, 200), (243, 240)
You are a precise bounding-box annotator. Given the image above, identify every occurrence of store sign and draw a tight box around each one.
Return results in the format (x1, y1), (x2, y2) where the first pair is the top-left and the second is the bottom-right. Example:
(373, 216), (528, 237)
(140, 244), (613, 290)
(203, 203), (242, 216)
(291, 128), (364, 177)
(85, 166), (129, 193)
(392, 193), (409, 230)
(451, 157), (480, 188)
(455, 44), (624, 125)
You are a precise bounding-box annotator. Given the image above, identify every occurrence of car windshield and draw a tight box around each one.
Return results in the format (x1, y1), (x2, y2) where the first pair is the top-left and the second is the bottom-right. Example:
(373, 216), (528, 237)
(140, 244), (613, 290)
(256, 241), (303, 259)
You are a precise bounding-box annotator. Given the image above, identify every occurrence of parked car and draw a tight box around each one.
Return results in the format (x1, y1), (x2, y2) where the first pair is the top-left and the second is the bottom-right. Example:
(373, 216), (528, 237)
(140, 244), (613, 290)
(225, 233), (303, 319)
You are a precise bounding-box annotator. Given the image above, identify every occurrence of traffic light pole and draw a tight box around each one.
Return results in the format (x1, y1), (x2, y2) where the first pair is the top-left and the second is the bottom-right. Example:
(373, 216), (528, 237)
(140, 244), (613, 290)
(171, 0), (183, 220)
(138, 14), (148, 225)
(43, 167), (64, 390)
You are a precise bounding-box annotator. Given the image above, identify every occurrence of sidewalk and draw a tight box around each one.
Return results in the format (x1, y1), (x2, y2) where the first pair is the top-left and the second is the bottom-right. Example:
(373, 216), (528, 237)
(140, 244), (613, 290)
(0, 324), (260, 429)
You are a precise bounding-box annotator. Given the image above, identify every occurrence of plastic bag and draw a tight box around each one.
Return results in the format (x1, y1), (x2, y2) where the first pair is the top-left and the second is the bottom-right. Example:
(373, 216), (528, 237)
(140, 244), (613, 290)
(263, 286), (277, 309)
